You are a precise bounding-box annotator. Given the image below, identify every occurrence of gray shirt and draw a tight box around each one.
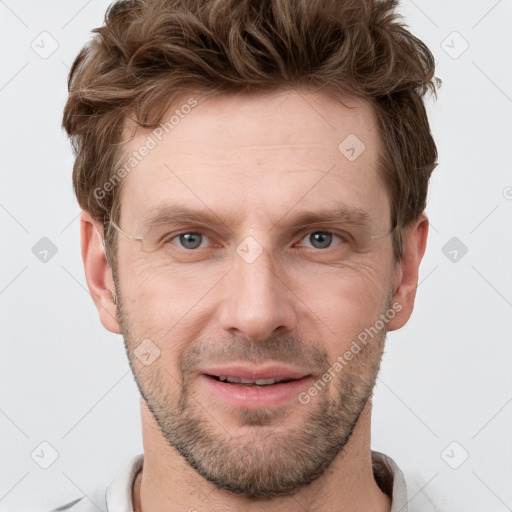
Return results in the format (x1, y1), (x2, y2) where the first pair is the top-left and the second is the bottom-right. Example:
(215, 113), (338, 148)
(48, 451), (440, 511)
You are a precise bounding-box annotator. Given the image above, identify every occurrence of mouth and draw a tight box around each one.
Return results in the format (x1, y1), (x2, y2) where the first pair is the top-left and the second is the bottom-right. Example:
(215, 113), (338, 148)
(199, 365), (313, 409)
(208, 375), (297, 388)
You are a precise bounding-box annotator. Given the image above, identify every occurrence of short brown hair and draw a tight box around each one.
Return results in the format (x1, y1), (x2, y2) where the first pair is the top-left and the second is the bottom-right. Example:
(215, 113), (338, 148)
(62, 0), (439, 264)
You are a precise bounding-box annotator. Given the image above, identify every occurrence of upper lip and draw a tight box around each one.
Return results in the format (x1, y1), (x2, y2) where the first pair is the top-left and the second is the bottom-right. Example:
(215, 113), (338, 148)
(201, 364), (310, 381)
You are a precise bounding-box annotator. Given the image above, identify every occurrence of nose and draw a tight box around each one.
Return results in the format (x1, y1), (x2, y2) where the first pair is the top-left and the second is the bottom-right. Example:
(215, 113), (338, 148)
(218, 242), (297, 342)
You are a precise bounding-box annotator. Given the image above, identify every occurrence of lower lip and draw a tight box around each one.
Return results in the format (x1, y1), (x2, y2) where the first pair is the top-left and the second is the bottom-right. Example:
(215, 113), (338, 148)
(200, 374), (312, 409)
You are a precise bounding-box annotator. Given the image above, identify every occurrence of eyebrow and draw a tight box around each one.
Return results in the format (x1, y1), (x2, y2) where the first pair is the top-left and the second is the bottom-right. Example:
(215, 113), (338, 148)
(273, 207), (372, 231)
(142, 204), (373, 231)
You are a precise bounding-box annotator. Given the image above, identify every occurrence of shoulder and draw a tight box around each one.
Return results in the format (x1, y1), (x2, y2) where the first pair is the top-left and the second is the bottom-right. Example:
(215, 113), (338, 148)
(44, 493), (104, 512)
(372, 450), (445, 512)
(403, 470), (446, 512)
(45, 453), (143, 512)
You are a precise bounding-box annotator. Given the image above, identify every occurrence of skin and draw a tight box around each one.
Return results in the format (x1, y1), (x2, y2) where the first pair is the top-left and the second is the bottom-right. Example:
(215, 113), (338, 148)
(81, 88), (428, 512)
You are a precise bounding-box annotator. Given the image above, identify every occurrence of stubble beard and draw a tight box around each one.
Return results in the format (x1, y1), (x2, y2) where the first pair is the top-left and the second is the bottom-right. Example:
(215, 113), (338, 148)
(115, 282), (388, 499)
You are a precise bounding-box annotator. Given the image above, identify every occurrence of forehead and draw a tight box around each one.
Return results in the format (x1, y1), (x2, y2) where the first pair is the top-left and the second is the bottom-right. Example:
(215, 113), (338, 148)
(118, 89), (388, 227)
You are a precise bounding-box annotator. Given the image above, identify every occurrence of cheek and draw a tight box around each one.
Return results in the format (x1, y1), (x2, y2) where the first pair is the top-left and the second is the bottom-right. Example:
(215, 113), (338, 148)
(117, 243), (394, 350)
(289, 259), (392, 344)
(118, 253), (199, 312)
(116, 256), (214, 356)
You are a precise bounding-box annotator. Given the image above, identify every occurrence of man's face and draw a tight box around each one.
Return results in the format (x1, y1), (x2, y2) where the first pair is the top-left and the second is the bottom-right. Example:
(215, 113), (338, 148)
(113, 90), (397, 498)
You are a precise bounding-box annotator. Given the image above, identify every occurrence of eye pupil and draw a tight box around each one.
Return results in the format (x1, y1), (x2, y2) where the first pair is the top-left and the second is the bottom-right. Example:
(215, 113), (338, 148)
(310, 232), (332, 249)
(180, 233), (202, 249)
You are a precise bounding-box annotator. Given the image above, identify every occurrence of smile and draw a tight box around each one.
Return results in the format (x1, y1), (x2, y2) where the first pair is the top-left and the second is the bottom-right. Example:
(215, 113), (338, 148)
(199, 365), (313, 409)
(210, 375), (294, 387)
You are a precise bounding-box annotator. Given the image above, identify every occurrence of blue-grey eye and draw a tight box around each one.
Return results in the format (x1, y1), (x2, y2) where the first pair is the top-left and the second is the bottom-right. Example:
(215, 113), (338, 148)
(178, 233), (203, 249)
(308, 232), (333, 249)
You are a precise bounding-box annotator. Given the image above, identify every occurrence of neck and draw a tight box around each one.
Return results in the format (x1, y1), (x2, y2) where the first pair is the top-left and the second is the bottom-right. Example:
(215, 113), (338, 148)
(132, 399), (391, 512)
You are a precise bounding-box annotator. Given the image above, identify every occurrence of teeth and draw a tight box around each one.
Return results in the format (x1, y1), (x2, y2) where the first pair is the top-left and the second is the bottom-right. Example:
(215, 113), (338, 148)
(215, 376), (292, 385)
(255, 378), (277, 385)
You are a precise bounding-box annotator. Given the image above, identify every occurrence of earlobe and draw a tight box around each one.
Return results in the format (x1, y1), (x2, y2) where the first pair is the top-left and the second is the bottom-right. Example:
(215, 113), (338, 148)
(80, 211), (122, 334)
(387, 214), (429, 331)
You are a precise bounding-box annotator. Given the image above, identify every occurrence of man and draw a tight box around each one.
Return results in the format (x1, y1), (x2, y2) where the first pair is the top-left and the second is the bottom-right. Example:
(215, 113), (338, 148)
(56, 0), (439, 510)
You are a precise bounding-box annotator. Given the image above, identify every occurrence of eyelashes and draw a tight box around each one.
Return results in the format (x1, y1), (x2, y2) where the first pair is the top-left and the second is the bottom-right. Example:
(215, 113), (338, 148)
(163, 229), (348, 252)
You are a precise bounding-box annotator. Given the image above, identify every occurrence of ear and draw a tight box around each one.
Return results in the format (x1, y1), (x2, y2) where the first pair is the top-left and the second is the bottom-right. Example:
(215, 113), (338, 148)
(387, 214), (429, 331)
(80, 211), (121, 334)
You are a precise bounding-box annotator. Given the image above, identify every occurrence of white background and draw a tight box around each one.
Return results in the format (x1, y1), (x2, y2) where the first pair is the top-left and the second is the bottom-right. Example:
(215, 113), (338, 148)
(0, 1), (511, 510)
